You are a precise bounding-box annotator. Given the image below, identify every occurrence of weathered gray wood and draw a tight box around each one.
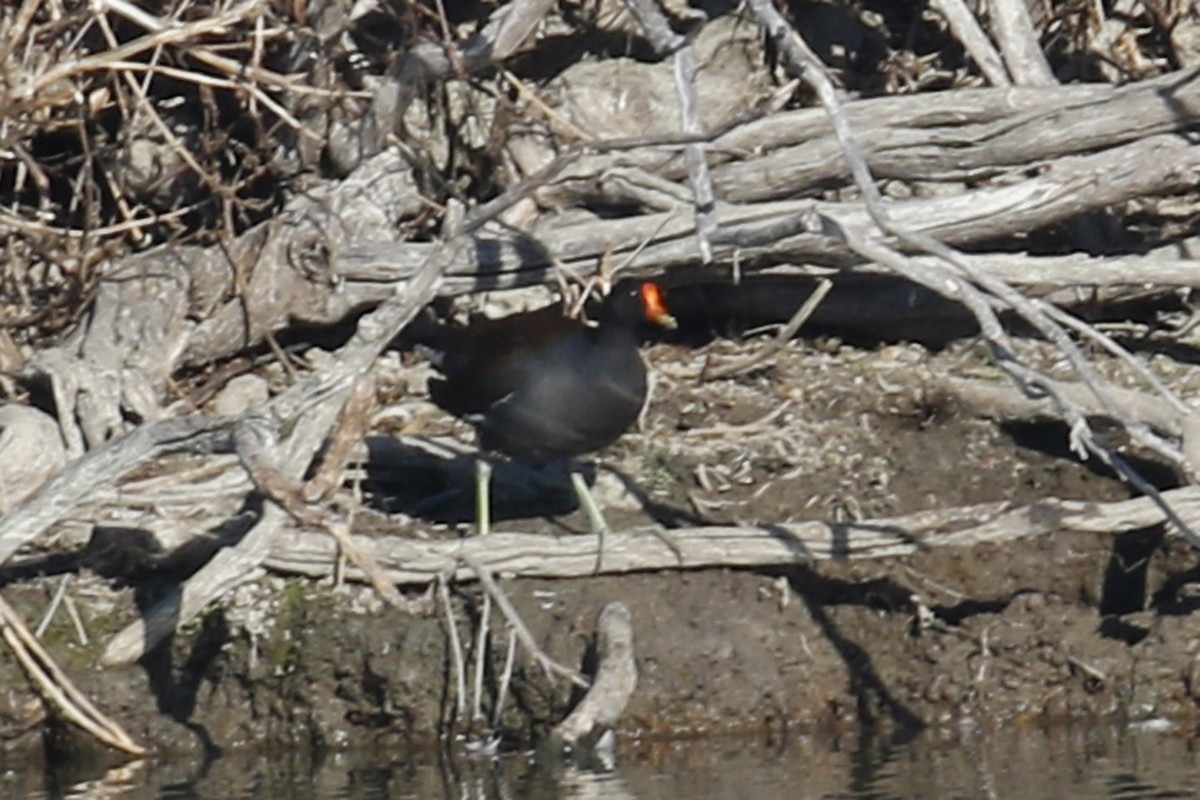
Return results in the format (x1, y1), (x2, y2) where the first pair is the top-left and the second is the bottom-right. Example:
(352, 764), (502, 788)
(929, 0), (1011, 86)
(336, 134), (1200, 290)
(710, 69), (1200, 202)
(990, 0), (1057, 86)
(22, 67), (1200, 452)
(551, 602), (637, 748)
(263, 488), (1200, 584)
(0, 415), (236, 565)
(100, 223), (457, 666)
(0, 405), (68, 514)
(932, 374), (1184, 437)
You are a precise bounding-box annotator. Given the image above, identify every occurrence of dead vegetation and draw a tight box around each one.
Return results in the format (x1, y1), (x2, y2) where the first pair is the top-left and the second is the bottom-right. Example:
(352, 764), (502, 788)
(2, 0), (1200, 755)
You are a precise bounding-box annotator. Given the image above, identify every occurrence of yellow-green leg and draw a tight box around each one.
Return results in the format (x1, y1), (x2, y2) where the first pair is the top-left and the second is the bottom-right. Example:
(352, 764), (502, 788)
(570, 470), (610, 573)
(475, 458), (492, 537)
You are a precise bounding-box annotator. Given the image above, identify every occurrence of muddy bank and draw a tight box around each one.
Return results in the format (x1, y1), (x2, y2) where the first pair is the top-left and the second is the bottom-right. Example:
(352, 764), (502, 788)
(1, 536), (1196, 760)
(2, 340), (1197, 761)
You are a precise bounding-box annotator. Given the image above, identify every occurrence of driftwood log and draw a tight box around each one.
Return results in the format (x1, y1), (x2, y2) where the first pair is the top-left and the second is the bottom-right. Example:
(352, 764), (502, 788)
(261, 488), (1200, 586)
(551, 602), (638, 749)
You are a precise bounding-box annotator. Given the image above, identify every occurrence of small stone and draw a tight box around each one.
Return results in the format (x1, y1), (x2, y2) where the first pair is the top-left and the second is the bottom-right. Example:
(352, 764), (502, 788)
(209, 374), (270, 416)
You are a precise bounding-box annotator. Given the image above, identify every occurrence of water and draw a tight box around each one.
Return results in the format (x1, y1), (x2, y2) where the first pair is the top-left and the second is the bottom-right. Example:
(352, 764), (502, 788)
(8, 723), (1200, 799)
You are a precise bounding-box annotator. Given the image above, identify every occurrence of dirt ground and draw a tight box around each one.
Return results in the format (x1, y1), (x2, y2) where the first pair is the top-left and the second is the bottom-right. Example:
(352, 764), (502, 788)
(2, 331), (1199, 766)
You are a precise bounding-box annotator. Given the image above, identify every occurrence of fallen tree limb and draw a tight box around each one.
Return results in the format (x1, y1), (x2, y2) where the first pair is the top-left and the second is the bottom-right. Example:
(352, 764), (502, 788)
(537, 66), (1199, 208)
(337, 134), (1200, 294)
(264, 488), (1200, 585)
(931, 374), (1185, 437)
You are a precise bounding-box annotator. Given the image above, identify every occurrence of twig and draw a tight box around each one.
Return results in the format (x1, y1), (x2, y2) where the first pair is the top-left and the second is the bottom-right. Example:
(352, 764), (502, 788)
(622, 0), (716, 262)
(702, 278), (832, 379)
(471, 589), (492, 723)
(305, 376), (377, 502)
(437, 574), (468, 719)
(471, 457), (494, 723)
(0, 0), (43, 65)
(501, 69), (593, 142)
(492, 626), (518, 729)
(928, 0), (1012, 86)
(460, 554), (588, 687)
(988, 0), (1057, 86)
(1033, 301), (1189, 416)
(35, 573), (70, 639)
(92, 0), (322, 134)
(65, 594), (89, 646)
(1065, 651), (1107, 684)
(0, 593), (147, 755)
(25, 1), (265, 100)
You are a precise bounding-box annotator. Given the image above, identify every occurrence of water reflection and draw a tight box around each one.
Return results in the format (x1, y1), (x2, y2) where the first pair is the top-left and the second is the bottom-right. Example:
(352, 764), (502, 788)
(10, 722), (1200, 800)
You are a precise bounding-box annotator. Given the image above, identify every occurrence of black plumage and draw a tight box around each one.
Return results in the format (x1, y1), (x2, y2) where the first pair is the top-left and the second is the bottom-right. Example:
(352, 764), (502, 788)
(420, 280), (676, 558)
(425, 280), (676, 464)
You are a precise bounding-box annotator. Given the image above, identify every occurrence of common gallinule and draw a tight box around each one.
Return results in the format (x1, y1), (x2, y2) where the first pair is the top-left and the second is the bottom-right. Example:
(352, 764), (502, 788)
(423, 280), (677, 556)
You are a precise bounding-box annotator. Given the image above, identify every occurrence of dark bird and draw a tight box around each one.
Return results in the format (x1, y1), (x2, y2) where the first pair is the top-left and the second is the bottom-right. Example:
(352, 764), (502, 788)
(423, 280), (677, 559)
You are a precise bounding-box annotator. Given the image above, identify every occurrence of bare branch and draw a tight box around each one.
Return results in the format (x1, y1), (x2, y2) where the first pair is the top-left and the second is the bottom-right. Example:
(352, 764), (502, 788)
(265, 488), (1200, 583)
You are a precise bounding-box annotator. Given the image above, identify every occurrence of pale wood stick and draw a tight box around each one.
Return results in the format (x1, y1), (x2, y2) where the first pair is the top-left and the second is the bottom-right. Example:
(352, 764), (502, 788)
(0, 593), (147, 755)
(461, 554), (588, 688)
(552, 602), (637, 747)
